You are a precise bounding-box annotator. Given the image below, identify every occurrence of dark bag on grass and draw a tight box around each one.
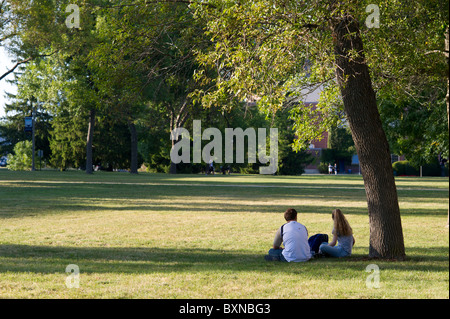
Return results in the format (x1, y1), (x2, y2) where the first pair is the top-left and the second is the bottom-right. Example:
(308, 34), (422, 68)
(308, 234), (329, 254)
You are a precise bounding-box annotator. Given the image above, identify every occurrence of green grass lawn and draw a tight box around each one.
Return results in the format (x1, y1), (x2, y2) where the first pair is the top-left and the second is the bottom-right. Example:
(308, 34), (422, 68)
(0, 169), (448, 298)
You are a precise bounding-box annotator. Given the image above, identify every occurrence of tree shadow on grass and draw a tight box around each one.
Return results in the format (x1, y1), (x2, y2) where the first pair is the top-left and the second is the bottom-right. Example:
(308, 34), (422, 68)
(1, 196), (447, 219)
(0, 244), (447, 275)
(1, 179), (447, 221)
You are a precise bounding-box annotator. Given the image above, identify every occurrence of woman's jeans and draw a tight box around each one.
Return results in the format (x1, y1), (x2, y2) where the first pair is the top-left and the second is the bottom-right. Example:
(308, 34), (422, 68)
(319, 243), (350, 258)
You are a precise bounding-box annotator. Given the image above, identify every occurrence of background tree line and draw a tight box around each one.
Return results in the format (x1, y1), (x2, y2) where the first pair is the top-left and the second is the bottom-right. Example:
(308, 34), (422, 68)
(0, 1), (446, 177)
(0, 0), (314, 175)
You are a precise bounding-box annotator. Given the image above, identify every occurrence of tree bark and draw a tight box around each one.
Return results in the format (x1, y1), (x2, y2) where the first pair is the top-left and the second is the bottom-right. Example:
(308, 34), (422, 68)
(169, 99), (190, 174)
(331, 14), (405, 259)
(169, 107), (178, 175)
(129, 121), (138, 174)
(169, 137), (178, 175)
(85, 108), (95, 174)
(445, 27), (449, 227)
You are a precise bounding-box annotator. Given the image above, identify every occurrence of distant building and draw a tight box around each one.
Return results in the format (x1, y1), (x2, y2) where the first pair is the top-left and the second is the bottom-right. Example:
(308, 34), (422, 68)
(290, 85), (407, 174)
(295, 86), (330, 174)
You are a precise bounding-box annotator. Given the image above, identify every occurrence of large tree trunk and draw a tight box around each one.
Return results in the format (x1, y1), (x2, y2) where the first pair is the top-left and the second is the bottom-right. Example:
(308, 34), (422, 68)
(331, 14), (405, 259)
(445, 27), (449, 227)
(169, 113), (178, 175)
(129, 121), (138, 174)
(169, 146), (177, 174)
(85, 108), (95, 174)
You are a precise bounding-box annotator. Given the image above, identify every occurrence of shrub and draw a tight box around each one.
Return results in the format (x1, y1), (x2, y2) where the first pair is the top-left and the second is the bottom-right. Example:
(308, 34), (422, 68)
(7, 141), (33, 171)
(422, 161), (441, 176)
(393, 159), (448, 177)
(317, 162), (329, 174)
(392, 161), (419, 176)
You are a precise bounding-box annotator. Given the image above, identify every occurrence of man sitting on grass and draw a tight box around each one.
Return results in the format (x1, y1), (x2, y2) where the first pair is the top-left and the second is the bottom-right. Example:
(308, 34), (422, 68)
(265, 208), (312, 262)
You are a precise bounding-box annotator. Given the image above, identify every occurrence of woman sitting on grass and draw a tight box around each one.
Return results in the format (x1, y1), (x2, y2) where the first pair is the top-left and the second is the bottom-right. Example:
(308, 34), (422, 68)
(319, 209), (355, 258)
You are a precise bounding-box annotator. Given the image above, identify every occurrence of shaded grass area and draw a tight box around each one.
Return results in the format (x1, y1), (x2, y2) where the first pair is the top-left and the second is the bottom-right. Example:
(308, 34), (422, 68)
(1, 244), (447, 274)
(0, 170), (448, 298)
(1, 169), (449, 189)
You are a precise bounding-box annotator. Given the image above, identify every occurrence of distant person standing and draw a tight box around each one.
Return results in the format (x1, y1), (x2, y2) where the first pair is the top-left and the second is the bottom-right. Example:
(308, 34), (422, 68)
(328, 163), (333, 174)
(208, 158), (215, 175)
(439, 154), (447, 177)
(334, 163), (338, 175)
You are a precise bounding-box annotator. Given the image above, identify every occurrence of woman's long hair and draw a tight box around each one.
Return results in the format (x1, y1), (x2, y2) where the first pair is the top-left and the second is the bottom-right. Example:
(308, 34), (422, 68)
(332, 209), (353, 236)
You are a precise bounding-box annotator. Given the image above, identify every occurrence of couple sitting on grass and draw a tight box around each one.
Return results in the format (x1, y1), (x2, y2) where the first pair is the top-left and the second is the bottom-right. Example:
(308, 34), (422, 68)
(265, 208), (355, 262)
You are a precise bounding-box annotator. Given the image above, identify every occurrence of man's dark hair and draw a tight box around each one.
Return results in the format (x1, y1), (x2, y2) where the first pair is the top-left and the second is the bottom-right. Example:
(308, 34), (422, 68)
(284, 208), (297, 221)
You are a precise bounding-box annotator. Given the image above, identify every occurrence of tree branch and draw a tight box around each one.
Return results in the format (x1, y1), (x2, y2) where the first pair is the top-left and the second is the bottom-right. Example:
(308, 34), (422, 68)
(89, 0), (216, 9)
(424, 49), (449, 57)
(0, 56), (33, 81)
(0, 51), (57, 81)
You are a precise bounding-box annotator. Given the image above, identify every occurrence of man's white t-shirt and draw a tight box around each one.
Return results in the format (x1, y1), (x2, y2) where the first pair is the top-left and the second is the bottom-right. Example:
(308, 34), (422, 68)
(274, 221), (311, 262)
